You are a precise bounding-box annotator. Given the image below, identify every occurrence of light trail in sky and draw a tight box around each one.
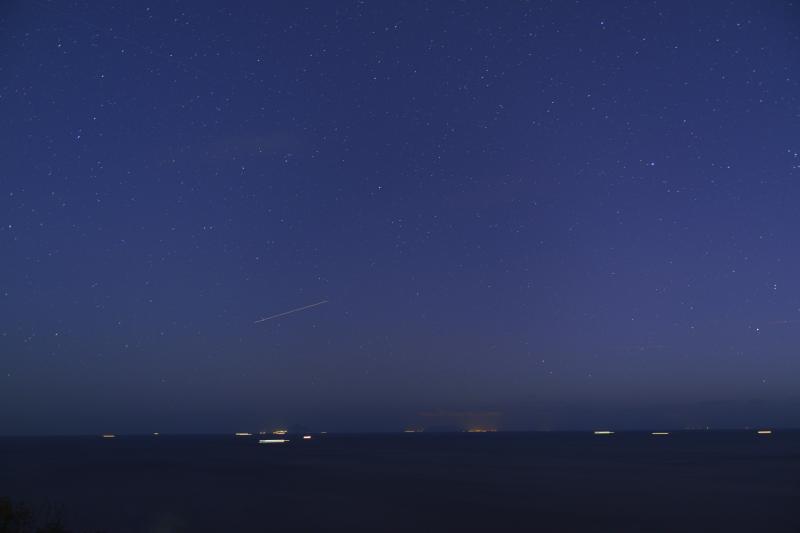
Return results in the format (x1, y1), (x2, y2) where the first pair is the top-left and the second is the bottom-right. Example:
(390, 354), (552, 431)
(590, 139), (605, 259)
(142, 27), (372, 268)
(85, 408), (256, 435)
(254, 300), (329, 323)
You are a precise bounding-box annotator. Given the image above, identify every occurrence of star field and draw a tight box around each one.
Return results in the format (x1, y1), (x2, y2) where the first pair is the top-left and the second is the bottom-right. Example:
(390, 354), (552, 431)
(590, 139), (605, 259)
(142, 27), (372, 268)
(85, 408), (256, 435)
(1, 1), (799, 434)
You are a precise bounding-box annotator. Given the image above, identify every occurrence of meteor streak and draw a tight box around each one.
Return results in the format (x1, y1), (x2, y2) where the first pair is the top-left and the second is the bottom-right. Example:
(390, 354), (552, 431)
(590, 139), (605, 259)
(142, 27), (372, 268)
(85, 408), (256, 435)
(254, 300), (328, 323)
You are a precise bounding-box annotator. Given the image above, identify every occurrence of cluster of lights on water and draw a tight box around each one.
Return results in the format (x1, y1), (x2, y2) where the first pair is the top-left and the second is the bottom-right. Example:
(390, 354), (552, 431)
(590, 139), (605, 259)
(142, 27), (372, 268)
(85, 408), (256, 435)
(96, 429), (777, 440)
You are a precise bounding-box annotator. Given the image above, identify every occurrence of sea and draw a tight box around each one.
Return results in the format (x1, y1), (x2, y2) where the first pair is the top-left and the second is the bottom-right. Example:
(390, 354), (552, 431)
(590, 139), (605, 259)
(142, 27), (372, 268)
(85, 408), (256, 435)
(1, 431), (798, 532)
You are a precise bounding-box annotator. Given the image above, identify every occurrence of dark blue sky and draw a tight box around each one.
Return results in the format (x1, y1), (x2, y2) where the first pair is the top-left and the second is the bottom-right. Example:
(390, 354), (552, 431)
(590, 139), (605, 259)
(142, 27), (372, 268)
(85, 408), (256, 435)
(2, 1), (799, 434)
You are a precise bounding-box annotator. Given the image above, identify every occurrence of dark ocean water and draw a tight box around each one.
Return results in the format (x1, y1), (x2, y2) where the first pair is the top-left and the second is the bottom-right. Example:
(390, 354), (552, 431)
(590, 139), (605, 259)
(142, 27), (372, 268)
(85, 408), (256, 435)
(1, 431), (799, 532)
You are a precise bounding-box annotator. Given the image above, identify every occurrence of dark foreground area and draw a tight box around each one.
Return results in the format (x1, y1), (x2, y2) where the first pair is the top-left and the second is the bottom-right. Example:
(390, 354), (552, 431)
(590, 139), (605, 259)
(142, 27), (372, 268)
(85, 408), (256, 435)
(1, 431), (798, 532)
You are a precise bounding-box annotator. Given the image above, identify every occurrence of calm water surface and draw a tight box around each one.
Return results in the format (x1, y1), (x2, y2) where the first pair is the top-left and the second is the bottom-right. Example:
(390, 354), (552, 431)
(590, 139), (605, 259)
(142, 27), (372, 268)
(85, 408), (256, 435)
(1, 431), (799, 532)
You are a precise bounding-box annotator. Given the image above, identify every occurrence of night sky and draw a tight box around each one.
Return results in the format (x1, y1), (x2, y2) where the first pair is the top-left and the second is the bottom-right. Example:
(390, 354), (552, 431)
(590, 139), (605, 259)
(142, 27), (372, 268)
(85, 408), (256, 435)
(2, 1), (799, 435)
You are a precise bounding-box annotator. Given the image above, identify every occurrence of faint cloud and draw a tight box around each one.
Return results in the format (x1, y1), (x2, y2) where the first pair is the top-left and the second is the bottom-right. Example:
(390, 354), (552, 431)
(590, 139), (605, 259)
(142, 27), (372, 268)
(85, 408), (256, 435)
(615, 344), (667, 352)
(206, 132), (302, 160)
(418, 410), (503, 418)
(766, 319), (800, 326)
